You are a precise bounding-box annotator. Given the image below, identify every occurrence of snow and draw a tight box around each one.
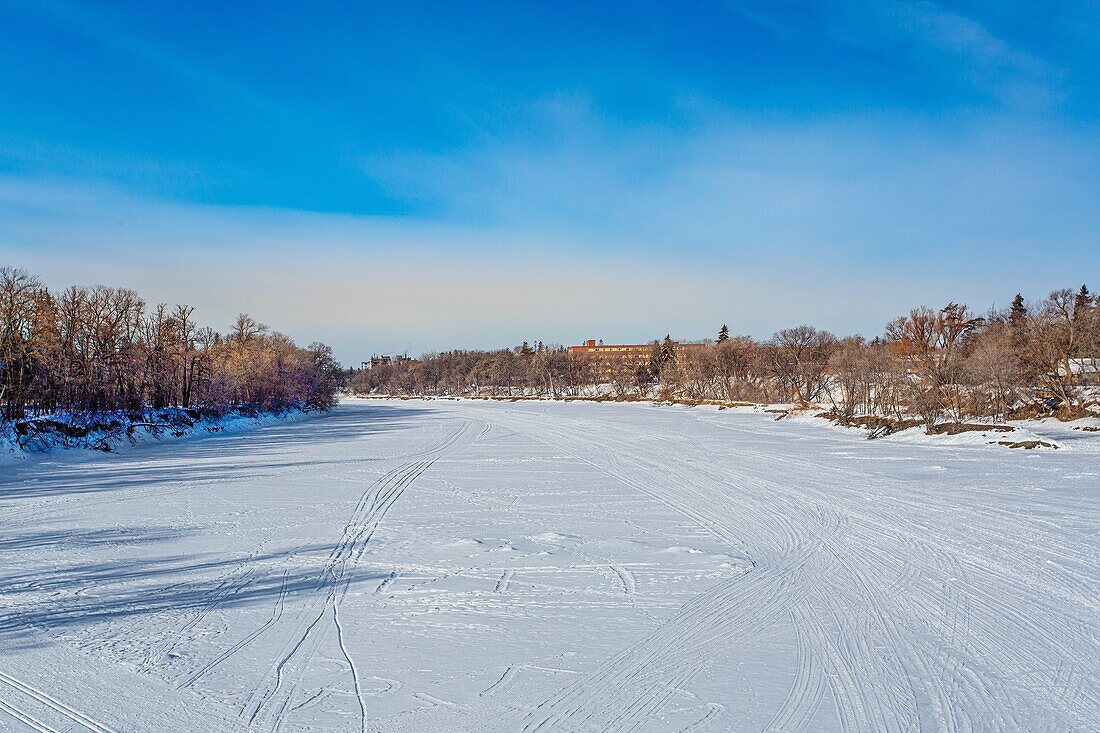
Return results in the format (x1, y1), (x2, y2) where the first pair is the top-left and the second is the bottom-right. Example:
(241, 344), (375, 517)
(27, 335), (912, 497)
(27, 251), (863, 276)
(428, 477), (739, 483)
(1, 408), (314, 466)
(1, 398), (1097, 732)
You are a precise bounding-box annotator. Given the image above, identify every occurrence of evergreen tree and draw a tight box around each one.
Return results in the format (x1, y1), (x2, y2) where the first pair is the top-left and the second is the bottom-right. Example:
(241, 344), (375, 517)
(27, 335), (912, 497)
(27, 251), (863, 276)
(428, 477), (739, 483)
(1009, 293), (1027, 328)
(1008, 293), (1031, 381)
(1073, 284), (1092, 322)
(660, 335), (675, 366)
(717, 324), (730, 343)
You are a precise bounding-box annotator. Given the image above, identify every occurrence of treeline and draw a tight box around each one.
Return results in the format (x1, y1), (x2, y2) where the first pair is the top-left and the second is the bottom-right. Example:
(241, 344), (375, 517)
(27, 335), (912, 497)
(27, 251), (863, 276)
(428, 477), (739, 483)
(352, 286), (1099, 426)
(0, 267), (341, 422)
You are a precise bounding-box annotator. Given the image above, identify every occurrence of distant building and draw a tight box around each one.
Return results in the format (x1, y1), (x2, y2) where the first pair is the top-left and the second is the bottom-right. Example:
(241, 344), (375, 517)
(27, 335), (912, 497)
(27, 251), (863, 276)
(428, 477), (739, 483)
(567, 338), (706, 373)
(362, 354), (413, 371)
(363, 355), (391, 370)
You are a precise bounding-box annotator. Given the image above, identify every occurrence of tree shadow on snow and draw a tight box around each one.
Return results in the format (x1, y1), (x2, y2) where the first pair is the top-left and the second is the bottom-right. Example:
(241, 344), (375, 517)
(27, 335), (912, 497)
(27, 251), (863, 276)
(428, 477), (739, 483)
(0, 541), (392, 650)
(0, 402), (436, 502)
(0, 402), (438, 651)
(0, 525), (191, 553)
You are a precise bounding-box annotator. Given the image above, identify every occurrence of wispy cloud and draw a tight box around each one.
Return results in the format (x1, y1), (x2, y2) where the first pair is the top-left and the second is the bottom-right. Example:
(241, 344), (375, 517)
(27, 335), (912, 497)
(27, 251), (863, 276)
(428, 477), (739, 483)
(878, 0), (1063, 107)
(361, 96), (1099, 263)
(722, 0), (1065, 109)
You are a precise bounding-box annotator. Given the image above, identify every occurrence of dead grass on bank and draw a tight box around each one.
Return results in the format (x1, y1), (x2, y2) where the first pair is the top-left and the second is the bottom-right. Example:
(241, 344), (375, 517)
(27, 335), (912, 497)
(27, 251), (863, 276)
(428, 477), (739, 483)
(927, 422), (1016, 436)
(816, 411), (925, 439)
(1007, 402), (1095, 422)
(817, 411), (1021, 439)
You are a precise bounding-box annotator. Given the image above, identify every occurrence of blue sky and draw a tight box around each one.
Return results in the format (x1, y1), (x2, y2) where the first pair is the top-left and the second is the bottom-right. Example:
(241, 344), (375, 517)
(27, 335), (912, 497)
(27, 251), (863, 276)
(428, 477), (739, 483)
(1, 1), (1098, 361)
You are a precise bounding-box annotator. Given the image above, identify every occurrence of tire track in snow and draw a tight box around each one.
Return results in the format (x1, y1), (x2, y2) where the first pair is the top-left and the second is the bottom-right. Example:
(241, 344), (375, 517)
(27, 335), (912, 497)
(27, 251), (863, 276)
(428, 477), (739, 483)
(397, 420), (472, 461)
(763, 608), (825, 733)
(488, 409), (818, 733)
(520, 549), (818, 733)
(353, 401), (1099, 731)
(742, 445), (1097, 731)
(486, 406), (1079, 732)
(605, 410), (1094, 732)
(716, 420), (1097, 731)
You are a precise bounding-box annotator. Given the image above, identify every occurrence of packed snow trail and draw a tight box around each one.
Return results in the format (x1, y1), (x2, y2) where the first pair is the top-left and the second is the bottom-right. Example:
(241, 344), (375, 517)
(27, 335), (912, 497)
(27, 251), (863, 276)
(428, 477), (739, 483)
(0, 399), (1096, 732)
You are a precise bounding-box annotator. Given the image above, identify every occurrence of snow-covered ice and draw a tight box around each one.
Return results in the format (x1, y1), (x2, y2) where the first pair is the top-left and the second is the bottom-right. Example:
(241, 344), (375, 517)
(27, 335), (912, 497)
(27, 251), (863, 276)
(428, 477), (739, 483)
(0, 398), (1096, 732)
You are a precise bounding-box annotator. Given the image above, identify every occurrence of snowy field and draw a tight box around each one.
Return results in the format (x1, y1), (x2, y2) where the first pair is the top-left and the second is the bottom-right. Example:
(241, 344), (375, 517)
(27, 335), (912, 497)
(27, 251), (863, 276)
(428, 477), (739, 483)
(1, 398), (1097, 733)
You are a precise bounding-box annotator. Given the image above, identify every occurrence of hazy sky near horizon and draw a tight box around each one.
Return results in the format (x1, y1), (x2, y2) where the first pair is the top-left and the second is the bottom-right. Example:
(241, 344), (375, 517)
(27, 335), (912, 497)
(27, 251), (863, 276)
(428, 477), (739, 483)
(2, 1), (1098, 362)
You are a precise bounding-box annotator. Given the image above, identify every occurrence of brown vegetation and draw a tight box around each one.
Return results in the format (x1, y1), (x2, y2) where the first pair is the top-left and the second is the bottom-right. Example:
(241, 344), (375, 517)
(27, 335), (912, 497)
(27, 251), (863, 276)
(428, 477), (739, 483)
(0, 267), (340, 424)
(352, 286), (1099, 433)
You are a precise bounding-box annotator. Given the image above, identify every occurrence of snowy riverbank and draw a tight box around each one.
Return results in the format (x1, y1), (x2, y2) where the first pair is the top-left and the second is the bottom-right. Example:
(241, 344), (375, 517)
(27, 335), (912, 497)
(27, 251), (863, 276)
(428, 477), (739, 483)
(0, 406), (317, 465)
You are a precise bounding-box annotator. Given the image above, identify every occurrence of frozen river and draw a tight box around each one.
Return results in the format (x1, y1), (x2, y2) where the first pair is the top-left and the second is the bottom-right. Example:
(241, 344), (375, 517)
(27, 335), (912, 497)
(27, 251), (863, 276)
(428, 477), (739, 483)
(0, 398), (1096, 732)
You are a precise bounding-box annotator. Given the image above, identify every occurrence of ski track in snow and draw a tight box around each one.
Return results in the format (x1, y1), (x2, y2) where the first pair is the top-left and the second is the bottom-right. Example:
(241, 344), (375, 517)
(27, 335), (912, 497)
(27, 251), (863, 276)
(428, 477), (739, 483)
(0, 669), (116, 733)
(241, 455), (454, 731)
(0, 399), (1097, 732)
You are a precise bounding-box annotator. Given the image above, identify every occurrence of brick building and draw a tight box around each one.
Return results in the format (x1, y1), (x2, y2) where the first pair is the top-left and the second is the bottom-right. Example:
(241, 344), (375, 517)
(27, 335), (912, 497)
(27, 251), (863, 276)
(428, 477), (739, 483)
(362, 354), (412, 371)
(567, 338), (706, 373)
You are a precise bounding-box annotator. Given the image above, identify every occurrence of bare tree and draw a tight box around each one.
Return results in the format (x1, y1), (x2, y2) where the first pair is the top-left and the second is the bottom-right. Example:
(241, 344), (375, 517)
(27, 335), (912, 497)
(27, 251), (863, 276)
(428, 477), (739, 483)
(0, 267), (339, 426)
(767, 325), (837, 404)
